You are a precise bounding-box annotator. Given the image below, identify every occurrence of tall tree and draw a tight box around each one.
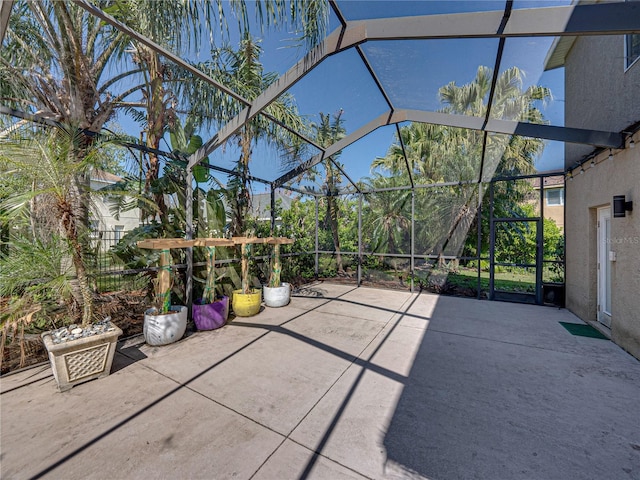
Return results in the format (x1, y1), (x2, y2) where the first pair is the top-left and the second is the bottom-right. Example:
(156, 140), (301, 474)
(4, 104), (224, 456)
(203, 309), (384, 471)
(372, 66), (551, 260)
(106, 0), (328, 225)
(1, 0), (328, 321)
(199, 34), (306, 236)
(362, 174), (411, 261)
(311, 110), (347, 273)
(2, 0), (329, 226)
(0, 124), (110, 326)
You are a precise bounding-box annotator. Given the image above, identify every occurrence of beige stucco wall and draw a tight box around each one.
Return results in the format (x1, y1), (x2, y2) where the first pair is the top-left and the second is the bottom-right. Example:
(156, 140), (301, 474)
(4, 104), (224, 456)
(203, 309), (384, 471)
(565, 137), (640, 359)
(564, 35), (640, 167)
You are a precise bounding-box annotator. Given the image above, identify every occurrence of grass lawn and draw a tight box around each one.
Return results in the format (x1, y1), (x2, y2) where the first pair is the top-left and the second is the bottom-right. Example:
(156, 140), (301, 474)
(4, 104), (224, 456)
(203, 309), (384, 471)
(445, 268), (535, 293)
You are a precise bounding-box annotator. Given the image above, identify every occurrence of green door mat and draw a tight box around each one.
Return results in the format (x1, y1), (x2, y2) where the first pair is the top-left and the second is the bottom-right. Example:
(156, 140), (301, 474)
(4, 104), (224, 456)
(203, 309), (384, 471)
(559, 322), (609, 339)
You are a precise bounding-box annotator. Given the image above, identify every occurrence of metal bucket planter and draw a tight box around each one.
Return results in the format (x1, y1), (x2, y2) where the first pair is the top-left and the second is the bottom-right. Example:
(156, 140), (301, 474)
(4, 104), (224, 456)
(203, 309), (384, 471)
(263, 282), (291, 308)
(41, 322), (122, 392)
(232, 289), (262, 317)
(143, 305), (187, 346)
(192, 296), (229, 330)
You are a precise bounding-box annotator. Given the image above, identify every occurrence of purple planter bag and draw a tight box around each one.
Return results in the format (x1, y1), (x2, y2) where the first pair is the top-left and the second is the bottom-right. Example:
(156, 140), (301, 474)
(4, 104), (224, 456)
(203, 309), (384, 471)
(193, 296), (229, 330)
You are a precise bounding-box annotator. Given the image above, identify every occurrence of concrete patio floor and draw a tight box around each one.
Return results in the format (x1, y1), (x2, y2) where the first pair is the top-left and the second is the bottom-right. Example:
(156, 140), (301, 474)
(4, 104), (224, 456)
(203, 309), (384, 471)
(2, 283), (640, 480)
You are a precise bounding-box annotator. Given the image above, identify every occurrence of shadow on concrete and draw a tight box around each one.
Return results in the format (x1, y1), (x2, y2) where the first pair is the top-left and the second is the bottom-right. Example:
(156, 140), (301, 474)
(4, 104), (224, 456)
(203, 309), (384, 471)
(111, 337), (148, 373)
(381, 300), (640, 479)
(26, 285), (361, 480)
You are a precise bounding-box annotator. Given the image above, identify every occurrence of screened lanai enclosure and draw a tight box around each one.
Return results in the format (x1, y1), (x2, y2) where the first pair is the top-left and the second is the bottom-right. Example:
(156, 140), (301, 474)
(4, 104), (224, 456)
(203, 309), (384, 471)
(1, 0), (637, 312)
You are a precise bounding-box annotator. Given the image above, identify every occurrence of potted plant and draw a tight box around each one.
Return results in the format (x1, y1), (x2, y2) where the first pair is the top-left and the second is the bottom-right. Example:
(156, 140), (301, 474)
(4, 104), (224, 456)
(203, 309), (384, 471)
(137, 241), (190, 346)
(231, 236), (264, 317)
(0, 125), (123, 390)
(192, 239), (234, 330)
(263, 237), (294, 307)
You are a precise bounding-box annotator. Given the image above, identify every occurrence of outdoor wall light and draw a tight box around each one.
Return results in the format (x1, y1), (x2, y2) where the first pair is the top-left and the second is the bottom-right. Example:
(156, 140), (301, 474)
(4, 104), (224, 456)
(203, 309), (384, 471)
(608, 149), (614, 161)
(623, 132), (636, 149)
(613, 195), (633, 218)
(590, 158), (596, 168)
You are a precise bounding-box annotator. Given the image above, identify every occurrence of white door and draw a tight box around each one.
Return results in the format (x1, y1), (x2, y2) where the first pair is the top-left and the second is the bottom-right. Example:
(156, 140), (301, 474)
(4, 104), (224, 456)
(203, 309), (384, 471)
(597, 207), (612, 327)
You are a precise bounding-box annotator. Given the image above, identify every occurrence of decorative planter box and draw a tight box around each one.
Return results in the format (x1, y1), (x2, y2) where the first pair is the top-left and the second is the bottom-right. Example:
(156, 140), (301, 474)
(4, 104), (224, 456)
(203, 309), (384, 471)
(193, 296), (229, 330)
(144, 305), (188, 346)
(264, 283), (291, 308)
(41, 324), (122, 392)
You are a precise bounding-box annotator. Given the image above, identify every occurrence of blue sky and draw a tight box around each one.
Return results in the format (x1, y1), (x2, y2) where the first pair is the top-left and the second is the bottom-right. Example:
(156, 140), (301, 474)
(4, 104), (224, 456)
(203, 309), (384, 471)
(115, 0), (569, 186)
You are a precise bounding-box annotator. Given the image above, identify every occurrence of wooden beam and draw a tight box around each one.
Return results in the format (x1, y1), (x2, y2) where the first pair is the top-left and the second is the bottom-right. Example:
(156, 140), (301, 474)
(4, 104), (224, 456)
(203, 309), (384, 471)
(193, 238), (235, 248)
(137, 239), (197, 249)
(266, 237), (295, 245)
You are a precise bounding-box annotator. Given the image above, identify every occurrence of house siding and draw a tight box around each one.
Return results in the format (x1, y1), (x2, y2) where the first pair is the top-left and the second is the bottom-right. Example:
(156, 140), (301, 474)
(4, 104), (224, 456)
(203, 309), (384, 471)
(563, 35), (640, 359)
(565, 35), (640, 167)
(90, 175), (141, 233)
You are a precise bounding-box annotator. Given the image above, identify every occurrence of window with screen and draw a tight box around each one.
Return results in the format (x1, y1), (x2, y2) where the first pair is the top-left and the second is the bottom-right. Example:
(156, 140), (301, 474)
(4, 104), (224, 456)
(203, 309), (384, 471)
(546, 188), (564, 207)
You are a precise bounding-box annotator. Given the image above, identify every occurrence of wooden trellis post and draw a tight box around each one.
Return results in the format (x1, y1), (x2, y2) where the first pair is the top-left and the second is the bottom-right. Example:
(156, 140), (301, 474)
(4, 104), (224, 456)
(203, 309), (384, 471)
(231, 237), (270, 294)
(193, 238), (234, 303)
(266, 237), (294, 287)
(137, 239), (196, 313)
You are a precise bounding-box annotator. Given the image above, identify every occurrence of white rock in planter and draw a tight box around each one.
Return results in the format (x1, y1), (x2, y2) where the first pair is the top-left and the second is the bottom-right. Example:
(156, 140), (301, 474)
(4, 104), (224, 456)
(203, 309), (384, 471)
(264, 282), (291, 308)
(143, 305), (187, 346)
(41, 320), (122, 392)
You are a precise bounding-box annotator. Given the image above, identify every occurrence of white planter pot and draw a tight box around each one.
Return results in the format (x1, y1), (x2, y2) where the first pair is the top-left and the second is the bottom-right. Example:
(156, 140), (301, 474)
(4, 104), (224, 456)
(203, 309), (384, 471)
(41, 323), (122, 392)
(264, 282), (291, 308)
(144, 305), (187, 346)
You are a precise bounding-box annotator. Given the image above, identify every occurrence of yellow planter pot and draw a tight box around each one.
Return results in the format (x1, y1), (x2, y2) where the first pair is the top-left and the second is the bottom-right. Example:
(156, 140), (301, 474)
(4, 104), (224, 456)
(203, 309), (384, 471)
(232, 289), (262, 317)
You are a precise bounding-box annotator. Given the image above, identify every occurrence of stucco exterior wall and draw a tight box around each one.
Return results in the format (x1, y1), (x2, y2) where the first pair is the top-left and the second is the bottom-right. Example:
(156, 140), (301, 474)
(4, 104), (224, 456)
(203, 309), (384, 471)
(562, 31), (640, 360)
(565, 138), (640, 359)
(564, 35), (640, 167)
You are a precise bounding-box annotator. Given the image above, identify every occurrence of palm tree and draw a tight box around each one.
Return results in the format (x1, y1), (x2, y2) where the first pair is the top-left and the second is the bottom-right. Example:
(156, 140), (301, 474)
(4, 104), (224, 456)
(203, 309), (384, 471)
(107, 0), (328, 225)
(373, 65), (550, 261)
(0, 0), (327, 328)
(310, 110), (347, 273)
(1, 1), (133, 240)
(0, 124), (109, 326)
(197, 34), (307, 236)
(2, 0), (329, 226)
(439, 65), (550, 179)
(362, 174), (411, 264)
(0, 1), (129, 132)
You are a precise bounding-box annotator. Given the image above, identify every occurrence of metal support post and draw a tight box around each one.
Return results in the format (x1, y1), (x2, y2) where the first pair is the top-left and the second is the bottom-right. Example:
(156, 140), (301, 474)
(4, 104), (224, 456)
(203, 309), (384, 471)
(315, 196), (319, 278)
(358, 193), (362, 287)
(411, 190), (415, 293)
(185, 165), (194, 318)
(477, 183), (483, 299)
(488, 182), (495, 300)
(270, 185), (276, 233)
(536, 175), (544, 304)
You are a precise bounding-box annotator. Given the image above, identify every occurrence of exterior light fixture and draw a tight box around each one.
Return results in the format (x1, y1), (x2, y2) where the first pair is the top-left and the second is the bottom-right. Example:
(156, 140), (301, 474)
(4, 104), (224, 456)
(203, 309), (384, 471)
(613, 195), (633, 218)
(608, 149), (614, 161)
(568, 171), (573, 181)
(590, 158), (596, 168)
(580, 166), (585, 174)
(623, 132), (636, 149)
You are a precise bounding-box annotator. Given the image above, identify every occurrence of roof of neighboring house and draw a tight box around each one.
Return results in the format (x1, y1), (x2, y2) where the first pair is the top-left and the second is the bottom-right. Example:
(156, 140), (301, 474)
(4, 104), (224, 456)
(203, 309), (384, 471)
(530, 174), (565, 189)
(91, 169), (123, 184)
(249, 191), (294, 219)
